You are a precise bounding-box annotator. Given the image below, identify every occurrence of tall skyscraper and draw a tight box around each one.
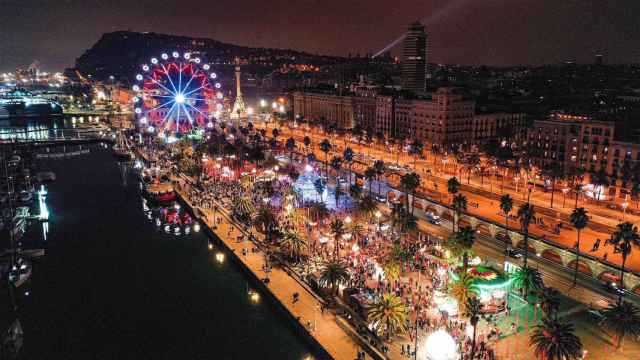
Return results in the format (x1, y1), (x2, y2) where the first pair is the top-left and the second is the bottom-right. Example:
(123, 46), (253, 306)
(401, 21), (428, 92)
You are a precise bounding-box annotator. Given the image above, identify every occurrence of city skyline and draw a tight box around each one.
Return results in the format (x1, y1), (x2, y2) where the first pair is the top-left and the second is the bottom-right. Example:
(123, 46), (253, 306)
(2, 0), (640, 71)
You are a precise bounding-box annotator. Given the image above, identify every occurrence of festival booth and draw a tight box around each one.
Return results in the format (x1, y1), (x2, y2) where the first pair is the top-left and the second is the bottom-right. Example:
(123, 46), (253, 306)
(450, 262), (512, 314)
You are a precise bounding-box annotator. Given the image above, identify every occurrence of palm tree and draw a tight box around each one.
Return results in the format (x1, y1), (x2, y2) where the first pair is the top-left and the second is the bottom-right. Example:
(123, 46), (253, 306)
(271, 127), (280, 143)
(409, 139), (424, 169)
(537, 287), (561, 319)
(285, 137), (296, 161)
(303, 135), (311, 154)
(364, 167), (377, 195)
(308, 201), (329, 223)
(517, 203), (535, 272)
(591, 169), (610, 202)
(318, 259), (349, 296)
(447, 176), (461, 203)
(358, 194), (377, 219)
(465, 153), (480, 184)
(313, 178), (325, 202)
(319, 138), (331, 178)
(610, 221), (640, 297)
(464, 296), (482, 359)
(569, 207), (589, 287)
(281, 229), (308, 262)
(349, 223), (365, 244)
(600, 300), (640, 349)
(400, 172), (421, 215)
(232, 196), (255, 222)
(500, 194), (514, 230)
(343, 147), (355, 184)
(452, 193), (468, 232)
(373, 159), (385, 196)
(366, 293), (408, 339)
(449, 273), (478, 314)
(330, 155), (342, 182)
(542, 162), (565, 208)
(330, 218), (345, 259)
(446, 225), (476, 273)
(530, 318), (583, 360)
(349, 183), (363, 201)
(513, 267), (544, 299)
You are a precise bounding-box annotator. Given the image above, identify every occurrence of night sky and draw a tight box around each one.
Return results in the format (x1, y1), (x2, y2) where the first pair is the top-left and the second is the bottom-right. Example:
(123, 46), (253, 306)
(2, 0), (640, 71)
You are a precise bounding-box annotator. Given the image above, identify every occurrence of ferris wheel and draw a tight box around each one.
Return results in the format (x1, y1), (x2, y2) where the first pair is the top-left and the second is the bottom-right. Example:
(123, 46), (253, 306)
(131, 51), (225, 134)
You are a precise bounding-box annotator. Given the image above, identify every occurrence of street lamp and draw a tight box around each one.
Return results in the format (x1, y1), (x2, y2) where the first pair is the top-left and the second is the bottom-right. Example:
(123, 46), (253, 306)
(375, 211), (382, 229)
(562, 188), (569, 208)
(622, 200), (629, 220)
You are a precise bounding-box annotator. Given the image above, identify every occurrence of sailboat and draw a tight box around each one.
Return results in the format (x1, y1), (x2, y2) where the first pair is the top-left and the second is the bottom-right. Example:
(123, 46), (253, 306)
(113, 131), (132, 161)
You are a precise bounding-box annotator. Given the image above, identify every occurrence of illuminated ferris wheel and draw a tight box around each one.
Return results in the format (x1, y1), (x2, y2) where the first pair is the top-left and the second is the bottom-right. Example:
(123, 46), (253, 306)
(131, 51), (225, 133)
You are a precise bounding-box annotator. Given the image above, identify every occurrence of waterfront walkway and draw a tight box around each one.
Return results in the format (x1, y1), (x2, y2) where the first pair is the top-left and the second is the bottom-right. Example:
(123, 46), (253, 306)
(173, 178), (365, 360)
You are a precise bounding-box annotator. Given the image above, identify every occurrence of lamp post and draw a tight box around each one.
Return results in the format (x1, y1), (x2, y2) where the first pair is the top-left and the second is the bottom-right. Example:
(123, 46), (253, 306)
(622, 200), (629, 221)
(562, 188), (569, 208)
(375, 210), (382, 230)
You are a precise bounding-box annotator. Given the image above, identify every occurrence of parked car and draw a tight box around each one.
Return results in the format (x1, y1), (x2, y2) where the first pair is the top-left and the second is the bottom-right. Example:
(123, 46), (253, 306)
(425, 212), (441, 225)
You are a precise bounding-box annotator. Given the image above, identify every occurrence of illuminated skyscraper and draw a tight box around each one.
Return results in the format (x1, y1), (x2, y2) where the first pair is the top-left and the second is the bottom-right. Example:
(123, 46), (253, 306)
(401, 21), (428, 92)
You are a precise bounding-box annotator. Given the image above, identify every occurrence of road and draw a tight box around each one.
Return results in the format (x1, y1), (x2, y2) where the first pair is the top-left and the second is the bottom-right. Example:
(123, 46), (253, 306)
(259, 122), (640, 278)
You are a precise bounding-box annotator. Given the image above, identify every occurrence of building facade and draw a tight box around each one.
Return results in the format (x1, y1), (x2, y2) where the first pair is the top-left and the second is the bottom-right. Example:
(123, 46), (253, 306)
(401, 22), (428, 92)
(528, 113), (640, 199)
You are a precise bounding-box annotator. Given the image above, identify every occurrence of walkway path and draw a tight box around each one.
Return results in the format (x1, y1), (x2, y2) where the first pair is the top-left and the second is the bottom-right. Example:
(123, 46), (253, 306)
(173, 178), (369, 360)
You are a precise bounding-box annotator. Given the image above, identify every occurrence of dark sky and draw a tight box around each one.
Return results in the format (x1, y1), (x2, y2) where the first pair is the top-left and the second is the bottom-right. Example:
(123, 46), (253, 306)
(2, 0), (640, 71)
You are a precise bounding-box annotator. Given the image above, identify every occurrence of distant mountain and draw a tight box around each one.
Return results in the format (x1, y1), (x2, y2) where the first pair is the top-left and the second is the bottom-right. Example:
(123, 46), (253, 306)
(74, 31), (344, 82)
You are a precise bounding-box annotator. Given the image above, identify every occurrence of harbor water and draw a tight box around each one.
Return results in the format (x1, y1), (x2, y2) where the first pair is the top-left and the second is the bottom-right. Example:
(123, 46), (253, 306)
(5, 119), (313, 359)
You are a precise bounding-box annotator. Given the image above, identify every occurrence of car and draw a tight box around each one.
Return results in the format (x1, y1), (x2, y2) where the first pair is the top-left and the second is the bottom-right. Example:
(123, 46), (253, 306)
(425, 212), (441, 225)
(504, 247), (522, 259)
(374, 195), (387, 203)
(602, 282), (627, 297)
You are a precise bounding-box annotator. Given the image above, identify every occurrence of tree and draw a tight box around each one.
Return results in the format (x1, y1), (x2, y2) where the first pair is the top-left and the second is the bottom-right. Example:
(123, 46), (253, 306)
(318, 259), (349, 296)
(349, 183), (363, 201)
(465, 154), (480, 184)
(314, 178), (326, 202)
(281, 229), (307, 262)
(285, 137), (296, 161)
(447, 176), (461, 203)
(600, 300), (640, 349)
(400, 172), (421, 215)
(464, 296), (482, 359)
(409, 139), (424, 169)
(330, 155), (343, 182)
(364, 167), (377, 195)
(308, 201), (329, 223)
(253, 206), (277, 238)
(358, 194), (377, 219)
(232, 196), (255, 223)
(373, 159), (385, 196)
(452, 194), (468, 233)
(517, 203), (535, 273)
(610, 221), (640, 297)
(530, 318), (583, 360)
(319, 138), (331, 178)
(499, 194), (514, 247)
(366, 294), (408, 339)
(513, 267), (544, 298)
(569, 207), (589, 287)
(303, 135), (311, 154)
(449, 273), (478, 314)
(542, 162), (565, 208)
(537, 287), (561, 320)
(330, 218), (345, 259)
(446, 225), (476, 273)
(343, 147), (355, 184)
(591, 169), (610, 202)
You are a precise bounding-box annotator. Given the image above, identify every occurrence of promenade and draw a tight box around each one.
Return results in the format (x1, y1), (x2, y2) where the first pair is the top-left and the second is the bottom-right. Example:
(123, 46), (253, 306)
(173, 176), (369, 360)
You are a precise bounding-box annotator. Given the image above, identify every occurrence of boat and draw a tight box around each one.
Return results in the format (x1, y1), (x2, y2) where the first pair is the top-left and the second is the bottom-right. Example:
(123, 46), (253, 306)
(7, 256), (31, 288)
(141, 168), (176, 202)
(113, 131), (132, 161)
(17, 191), (32, 203)
(0, 89), (63, 118)
(145, 182), (176, 202)
(36, 171), (56, 183)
